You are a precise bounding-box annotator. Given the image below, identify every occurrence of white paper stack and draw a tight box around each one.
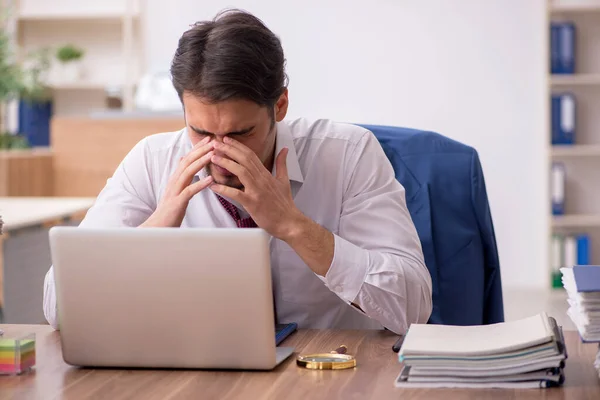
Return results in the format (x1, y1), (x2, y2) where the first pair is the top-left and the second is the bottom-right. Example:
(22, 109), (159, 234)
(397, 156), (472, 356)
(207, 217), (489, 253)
(595, 345), (600, 378)
(561, 266), (600, 342)
(394, 313), (567, 389)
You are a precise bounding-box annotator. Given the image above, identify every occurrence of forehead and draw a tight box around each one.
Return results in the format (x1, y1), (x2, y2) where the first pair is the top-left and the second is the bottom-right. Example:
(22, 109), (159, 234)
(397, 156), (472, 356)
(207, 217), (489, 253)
(183, 93), (269, 134)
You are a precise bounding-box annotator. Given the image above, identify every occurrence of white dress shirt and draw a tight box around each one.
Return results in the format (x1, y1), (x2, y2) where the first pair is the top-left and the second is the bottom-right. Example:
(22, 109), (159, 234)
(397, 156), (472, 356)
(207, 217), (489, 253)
(43, 118), (432, 334)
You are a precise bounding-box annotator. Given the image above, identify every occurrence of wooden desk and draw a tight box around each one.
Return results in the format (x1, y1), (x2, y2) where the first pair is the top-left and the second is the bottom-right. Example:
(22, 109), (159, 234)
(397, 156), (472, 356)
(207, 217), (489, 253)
(0, 326), (598, 399)
(0, 197), (95, 321)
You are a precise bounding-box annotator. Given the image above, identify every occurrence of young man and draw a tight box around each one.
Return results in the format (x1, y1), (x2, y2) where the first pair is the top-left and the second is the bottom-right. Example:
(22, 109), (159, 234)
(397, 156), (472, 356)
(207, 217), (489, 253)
(43, 9), (432, 334)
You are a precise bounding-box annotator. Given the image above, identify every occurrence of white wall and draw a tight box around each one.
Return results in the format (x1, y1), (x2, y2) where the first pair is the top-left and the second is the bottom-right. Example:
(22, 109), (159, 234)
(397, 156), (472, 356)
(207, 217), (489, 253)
(143, 0), (549, 289)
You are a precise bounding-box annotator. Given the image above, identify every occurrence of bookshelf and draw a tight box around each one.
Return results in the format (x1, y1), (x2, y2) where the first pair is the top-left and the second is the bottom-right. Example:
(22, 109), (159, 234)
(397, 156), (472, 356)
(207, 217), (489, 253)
(548, 0), (600, 287)
(550, 74), (600, 85)
(10, 0), (143, 115)
(551, 144), (600, 156)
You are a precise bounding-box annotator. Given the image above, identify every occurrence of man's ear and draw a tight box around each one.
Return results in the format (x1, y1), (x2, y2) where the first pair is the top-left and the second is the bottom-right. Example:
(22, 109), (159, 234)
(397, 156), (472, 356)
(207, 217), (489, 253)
(274, 89), (289, 122)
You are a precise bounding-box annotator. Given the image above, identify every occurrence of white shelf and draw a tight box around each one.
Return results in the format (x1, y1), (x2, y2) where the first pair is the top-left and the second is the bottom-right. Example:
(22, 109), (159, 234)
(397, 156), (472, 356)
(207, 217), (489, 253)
(14, 0), (143, 114)
(553, 214), (600, 228)
(17, 12), (139, 22)
(551, 74), (600, 86)
(551, 144), (600, 157)
(550, 4), (600, 13)
(48, 82), (117, 91)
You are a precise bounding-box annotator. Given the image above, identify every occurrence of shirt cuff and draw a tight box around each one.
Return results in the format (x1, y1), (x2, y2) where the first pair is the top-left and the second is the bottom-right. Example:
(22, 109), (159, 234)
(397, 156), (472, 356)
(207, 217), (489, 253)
(316, 234), (369, 303)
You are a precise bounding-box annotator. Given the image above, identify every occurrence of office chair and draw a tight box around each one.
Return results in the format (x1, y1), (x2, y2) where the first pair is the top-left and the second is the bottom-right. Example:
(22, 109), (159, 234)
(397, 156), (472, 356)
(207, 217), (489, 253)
(359, 124), (504, 326)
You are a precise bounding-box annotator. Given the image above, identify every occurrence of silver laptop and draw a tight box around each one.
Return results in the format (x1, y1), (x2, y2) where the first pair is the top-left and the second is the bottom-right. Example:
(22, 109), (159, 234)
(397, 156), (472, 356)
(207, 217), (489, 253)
(49, 226), (295, 370)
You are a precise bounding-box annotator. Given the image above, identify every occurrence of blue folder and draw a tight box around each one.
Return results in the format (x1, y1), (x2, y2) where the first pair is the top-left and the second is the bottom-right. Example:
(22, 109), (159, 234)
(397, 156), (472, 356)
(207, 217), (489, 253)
(572, 266), (600, 292)
(551, 22), (576, 74)
(551, 93), (576, 145)
(550, 23), (560, 73)
(577, 235), (590, 265)
(275, 323), (297, 345)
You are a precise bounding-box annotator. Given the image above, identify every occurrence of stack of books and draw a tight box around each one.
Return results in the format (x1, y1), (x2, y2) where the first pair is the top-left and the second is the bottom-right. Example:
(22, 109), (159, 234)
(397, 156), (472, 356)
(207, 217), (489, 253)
(394, 313), (567, 389)
(561, 266), (600, 342)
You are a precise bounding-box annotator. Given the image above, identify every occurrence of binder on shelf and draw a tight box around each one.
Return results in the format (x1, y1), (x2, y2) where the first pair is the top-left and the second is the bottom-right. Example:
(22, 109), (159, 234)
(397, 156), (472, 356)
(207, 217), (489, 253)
(551, 234), (564, 288)
(564, 235), (577, 270)
(551, 93), (576, 145)
(552, 233), (590, 289)
(550, 23), (560, 74)
(551, 163), (565, 215)
(550, 21), (576, 74)
(577, 234), (590, 265)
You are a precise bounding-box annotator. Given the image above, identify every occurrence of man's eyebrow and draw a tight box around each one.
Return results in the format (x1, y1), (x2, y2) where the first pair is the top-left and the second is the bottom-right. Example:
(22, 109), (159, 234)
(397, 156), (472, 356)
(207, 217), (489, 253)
(189, 125), (255, 136)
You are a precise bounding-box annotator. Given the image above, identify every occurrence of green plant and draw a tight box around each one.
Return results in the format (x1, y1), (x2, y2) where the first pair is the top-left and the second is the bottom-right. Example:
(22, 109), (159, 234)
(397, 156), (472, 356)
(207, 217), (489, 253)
(0, 132), (29, 149)
(56, 44), (84, 63)
(0, 9), (51, 146)
(0, 10), (25, 135)
(20, 47), (52, 103)
(0, 16), (23, 103)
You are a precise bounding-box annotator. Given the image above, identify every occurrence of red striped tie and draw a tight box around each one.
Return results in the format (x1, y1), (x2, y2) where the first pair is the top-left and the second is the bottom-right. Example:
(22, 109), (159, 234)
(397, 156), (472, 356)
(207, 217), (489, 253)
(216, 195), (257, 228)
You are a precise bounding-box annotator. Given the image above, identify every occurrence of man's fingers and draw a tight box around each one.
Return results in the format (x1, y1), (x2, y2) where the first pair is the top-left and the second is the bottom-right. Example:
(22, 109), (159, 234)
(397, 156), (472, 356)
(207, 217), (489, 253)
(211, 155), (252, 183)
(182, 175), (214, 201)
(176, 137), (213, 174)
(275, 147), (289, 181)
(210, 183), (246, 203)
(215, 139), (262, 173)
(175, 150), (214, 193)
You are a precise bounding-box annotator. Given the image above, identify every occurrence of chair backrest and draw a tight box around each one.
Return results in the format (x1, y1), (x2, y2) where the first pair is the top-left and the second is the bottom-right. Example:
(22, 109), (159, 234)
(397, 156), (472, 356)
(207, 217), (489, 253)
(358, 124), (504, 326)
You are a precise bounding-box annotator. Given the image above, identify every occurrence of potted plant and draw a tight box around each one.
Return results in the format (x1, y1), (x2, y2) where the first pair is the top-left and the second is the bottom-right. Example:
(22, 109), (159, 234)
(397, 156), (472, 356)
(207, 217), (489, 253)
(0, 11), (32, 150)
(55, 44), (85, 83)
(18, 47), (52, 147)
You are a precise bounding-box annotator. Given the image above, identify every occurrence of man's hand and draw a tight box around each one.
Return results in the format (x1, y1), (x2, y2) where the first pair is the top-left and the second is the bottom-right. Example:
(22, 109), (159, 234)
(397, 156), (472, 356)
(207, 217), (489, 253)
(209, 137), (304, 240)
(210, 136), (335, 277)
(141, 136), (214, 228)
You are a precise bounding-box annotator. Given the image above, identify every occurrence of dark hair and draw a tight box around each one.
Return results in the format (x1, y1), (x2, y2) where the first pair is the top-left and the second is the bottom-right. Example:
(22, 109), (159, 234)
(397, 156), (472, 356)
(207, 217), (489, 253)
(170, 9), (288, 109)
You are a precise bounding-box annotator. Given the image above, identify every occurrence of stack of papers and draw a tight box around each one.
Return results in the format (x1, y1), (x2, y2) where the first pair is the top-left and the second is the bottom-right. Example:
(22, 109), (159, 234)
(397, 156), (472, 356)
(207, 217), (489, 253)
(595, 344), (600, 378)
(395, 313), (567, 389)
(561, 266), (600, 342)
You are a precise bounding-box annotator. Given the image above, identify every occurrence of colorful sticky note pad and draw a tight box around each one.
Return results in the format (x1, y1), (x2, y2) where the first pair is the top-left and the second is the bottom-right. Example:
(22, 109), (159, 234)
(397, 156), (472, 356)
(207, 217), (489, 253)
(0, 334), (36, 375)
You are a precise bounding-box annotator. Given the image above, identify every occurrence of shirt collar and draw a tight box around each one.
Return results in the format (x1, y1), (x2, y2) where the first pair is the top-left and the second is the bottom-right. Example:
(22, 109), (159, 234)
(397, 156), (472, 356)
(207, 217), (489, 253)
(273, 121), (304, 184)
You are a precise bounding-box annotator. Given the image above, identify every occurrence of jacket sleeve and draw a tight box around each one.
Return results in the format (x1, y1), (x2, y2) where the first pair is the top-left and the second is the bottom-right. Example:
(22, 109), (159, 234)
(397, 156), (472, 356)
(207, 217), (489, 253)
(470, 150), (504, 324)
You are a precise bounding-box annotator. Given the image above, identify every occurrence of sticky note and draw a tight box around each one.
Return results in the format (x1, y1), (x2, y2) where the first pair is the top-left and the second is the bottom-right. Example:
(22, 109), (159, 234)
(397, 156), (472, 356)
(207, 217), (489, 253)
(0, 334), (36, 375)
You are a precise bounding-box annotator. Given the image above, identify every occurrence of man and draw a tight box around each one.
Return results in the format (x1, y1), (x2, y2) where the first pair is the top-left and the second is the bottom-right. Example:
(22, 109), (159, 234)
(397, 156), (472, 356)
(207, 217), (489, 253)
(43, 9), (432, 335)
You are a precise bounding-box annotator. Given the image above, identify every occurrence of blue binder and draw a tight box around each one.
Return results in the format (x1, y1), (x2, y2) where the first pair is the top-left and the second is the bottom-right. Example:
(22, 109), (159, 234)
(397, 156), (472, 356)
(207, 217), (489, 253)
(557, 22), (576, 74)
(551, 93), (576, 144)
(577, 235), (590, 265)
(551, 163), (565, 215)
(550, 23), (561, 73)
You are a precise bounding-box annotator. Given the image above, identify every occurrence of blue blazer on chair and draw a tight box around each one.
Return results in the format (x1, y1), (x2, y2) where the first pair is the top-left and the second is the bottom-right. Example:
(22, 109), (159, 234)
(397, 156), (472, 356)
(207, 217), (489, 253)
(359, 124), (504, 326)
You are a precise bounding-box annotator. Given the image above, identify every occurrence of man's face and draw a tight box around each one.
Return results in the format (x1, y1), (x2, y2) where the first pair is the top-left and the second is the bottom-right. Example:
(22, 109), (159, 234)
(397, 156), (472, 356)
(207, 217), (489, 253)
(183, 92), (288, 189)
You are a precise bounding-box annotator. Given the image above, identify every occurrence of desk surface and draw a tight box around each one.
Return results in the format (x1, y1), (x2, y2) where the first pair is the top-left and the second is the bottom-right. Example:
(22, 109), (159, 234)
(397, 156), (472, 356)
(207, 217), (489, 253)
(0, 325), (598, 400)
(0, 197), (95, 231)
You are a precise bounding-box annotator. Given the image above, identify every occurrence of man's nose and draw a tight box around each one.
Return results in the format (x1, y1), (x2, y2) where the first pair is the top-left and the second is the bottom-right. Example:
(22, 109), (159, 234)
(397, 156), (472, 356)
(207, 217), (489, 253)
(211, 136), (228, 157)
(211, 135), (225, 144)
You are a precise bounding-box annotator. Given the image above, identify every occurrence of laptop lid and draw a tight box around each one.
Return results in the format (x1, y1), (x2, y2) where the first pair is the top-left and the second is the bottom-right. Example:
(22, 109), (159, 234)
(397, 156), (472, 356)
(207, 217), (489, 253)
(49, 226), (285, 370)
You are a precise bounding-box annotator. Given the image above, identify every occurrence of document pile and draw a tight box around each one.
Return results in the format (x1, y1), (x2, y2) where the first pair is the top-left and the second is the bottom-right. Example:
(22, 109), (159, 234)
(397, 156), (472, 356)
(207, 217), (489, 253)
(561, 266), (600, 342)
(395, 313), (567, 389)
(561, 265), (600, 378)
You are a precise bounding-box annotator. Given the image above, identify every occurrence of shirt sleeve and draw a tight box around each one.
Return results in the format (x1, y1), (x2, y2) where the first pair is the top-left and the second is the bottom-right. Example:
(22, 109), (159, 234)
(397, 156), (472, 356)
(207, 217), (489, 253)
(43, 139), (156, 330)
(316, 130), (433, 335)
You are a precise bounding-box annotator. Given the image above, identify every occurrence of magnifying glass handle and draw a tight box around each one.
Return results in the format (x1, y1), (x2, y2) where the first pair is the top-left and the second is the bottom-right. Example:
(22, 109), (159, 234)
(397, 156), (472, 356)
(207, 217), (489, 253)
(331, 345), (348, 354)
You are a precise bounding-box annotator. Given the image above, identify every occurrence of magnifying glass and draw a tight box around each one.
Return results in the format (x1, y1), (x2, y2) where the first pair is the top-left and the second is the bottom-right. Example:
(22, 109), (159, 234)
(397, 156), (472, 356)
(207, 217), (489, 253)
(296, 345), (356, 370)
